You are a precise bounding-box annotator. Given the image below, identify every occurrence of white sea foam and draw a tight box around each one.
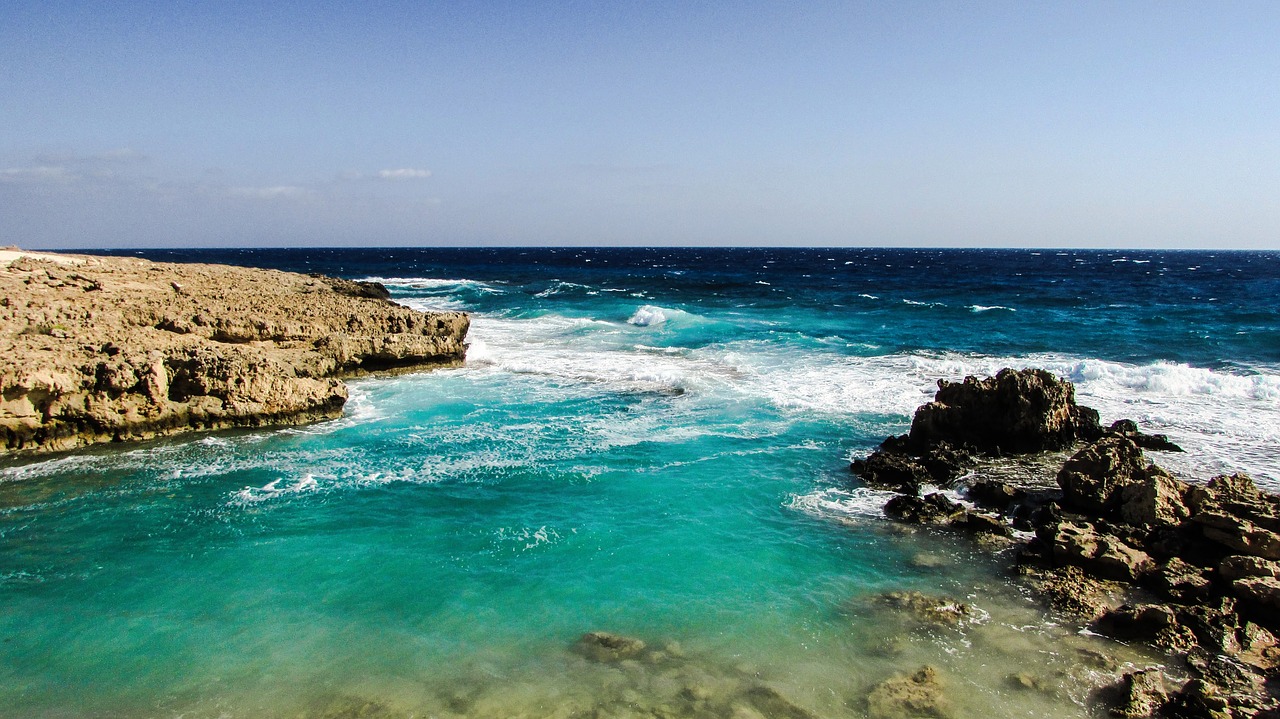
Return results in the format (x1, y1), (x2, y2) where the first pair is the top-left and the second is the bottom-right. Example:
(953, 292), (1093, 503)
(232, 473), (322, 503)
(968, 305), (1016, 313)
(535, 281), (591, 298)
(356, 276), (503, 293)
(453, 308), (1280, 486)
(397, 296), (469, 312)
(629, 305), (669, 326)
(787, 487), (900, 521)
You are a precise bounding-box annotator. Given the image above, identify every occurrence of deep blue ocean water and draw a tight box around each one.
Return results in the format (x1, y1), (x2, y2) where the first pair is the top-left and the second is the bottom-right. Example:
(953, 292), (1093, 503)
(2, 248), (1278, 718)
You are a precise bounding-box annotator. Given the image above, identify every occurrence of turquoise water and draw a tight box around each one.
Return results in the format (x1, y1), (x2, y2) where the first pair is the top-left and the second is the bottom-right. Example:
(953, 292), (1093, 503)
(4, 248), (1278, 717)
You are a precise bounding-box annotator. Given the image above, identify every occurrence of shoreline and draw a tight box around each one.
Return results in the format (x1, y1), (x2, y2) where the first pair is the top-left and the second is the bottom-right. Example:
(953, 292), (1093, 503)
(851, 368), (1280, 717)
(0, 249), (469, 455)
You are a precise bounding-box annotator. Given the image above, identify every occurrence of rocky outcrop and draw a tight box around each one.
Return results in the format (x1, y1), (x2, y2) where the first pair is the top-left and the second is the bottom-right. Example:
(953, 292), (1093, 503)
(852, 368), (1104, 495)
(1, 251), (469, 454)
(907, 368), (1101, 454)
(849, 370), (1280, 718)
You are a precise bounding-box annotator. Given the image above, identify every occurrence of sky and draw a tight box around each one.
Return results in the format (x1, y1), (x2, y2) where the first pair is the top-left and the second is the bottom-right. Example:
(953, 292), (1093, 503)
(2, 1), (1278, 249)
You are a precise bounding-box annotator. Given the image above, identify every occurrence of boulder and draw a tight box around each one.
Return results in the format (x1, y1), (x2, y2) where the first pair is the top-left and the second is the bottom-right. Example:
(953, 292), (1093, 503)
(573, 631), (647, 662)
(884, 493), (967, 525)
(1047, 521), (1156, 582)
(1056, 437), (1147, 515)
(1194, 513), (1280, 560)
(1030, 565), (1119, 621)
(1218, 555), (1280, 581)
(906, 368), (1100, 454)
(1174, 599), (1243, 656)
(1108, 419), (1184, 453)
(1147, 558), (1215, 603)
(1162, 679), (1232, 719)
(865, 666), (948, 719)
(1231, 576), (1280, 613)
(1108, 669), (1168, 719)
(853, 450), (931, 494)
(1118, 468), (1192, 527)
(965, 479), (1025, 512)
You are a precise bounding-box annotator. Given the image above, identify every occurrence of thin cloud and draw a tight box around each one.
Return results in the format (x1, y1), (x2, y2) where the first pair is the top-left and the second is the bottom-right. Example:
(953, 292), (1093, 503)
(0, 166), (78, 183)
(228, 185), (313, 199)
(377, 168), (432, 180)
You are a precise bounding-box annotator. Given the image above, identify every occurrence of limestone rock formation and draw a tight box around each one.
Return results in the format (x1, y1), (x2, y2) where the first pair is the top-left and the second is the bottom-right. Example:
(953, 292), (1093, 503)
(908, 368), (1101, 454)
(1, 251), (469, 454)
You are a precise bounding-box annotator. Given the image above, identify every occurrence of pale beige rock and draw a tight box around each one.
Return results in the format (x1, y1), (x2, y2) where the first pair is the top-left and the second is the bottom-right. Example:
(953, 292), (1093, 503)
(1, 251), (468, 454)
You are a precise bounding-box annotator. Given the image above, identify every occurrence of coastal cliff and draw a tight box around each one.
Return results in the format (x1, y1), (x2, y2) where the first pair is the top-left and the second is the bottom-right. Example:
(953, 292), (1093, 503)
(0, 250), (469, 454)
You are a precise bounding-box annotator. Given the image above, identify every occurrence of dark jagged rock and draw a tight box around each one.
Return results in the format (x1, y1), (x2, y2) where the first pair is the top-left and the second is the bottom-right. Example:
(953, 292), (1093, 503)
(1163, 679), (1233, 719)
(853, 440), (977, 494)
(883, 493), (966, 525)
(1147, 557), (1215, 603)
(1107, 669), (1168, 719)
(1057, 436), (1149, 515)
(966, 479), (1025, 512)
(846, 370), (1280, 719)
(853, 449), (933, 494)
(1109, 418), (1185, 453)
(1096, 604), (1197, 654)
(907, 368), (1101, 454)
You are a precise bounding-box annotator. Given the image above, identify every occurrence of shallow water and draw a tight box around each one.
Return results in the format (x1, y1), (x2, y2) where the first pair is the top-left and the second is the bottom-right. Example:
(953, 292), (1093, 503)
(2, 247), (1275, 717)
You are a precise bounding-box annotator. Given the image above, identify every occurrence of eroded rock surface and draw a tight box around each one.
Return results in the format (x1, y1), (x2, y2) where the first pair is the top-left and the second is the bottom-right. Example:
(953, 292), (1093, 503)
(1, 251), (469, 454)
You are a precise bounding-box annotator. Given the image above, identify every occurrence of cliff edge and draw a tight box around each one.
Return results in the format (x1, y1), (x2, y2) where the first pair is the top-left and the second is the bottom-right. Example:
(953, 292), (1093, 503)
(0, 250), (469, 454)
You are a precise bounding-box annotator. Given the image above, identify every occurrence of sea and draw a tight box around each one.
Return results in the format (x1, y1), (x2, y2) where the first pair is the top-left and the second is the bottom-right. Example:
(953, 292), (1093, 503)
(2, 247), (1278, 718)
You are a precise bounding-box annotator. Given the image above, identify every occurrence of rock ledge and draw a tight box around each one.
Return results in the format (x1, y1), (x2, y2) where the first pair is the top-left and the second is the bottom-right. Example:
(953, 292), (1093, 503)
(1, 251), (469, 454)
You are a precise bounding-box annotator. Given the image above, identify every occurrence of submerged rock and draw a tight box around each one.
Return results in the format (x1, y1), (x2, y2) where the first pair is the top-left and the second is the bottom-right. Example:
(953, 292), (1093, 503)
(739, 685), (817, 719)
(864, 665), (949, 719)
(874, 591), (972, 628)
(574, 631), (648, 662)
(1028, 565), (1122, 621)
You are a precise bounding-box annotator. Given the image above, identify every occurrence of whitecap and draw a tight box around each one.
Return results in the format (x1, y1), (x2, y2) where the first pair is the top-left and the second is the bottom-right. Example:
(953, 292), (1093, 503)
(355, 276), (503, 293)
(629, 305), (669, 326)
(968, 305), (1016, 313)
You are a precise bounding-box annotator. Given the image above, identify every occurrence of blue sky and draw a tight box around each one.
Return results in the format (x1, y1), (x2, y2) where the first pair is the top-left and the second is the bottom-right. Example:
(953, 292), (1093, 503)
(2, 1), (1278, 249)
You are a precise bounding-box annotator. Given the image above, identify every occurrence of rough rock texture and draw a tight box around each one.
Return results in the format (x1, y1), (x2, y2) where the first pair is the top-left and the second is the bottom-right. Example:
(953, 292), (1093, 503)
(1056, 436), (1149, 515)
(853, 368), (1104, 495)
(573, 631), (649, 663)
(1108, 669), (1168, 719)
(907, 368), (1100, 454)
(0, 251), (469, 454)
(850, 370), (1280, 719)
(864, 666), (949, 719)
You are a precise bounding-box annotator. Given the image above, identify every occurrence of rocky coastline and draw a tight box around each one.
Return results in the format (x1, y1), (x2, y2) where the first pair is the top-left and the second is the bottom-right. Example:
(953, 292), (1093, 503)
(853, 368), (1279, 718)
(0, 249), (469, 455)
